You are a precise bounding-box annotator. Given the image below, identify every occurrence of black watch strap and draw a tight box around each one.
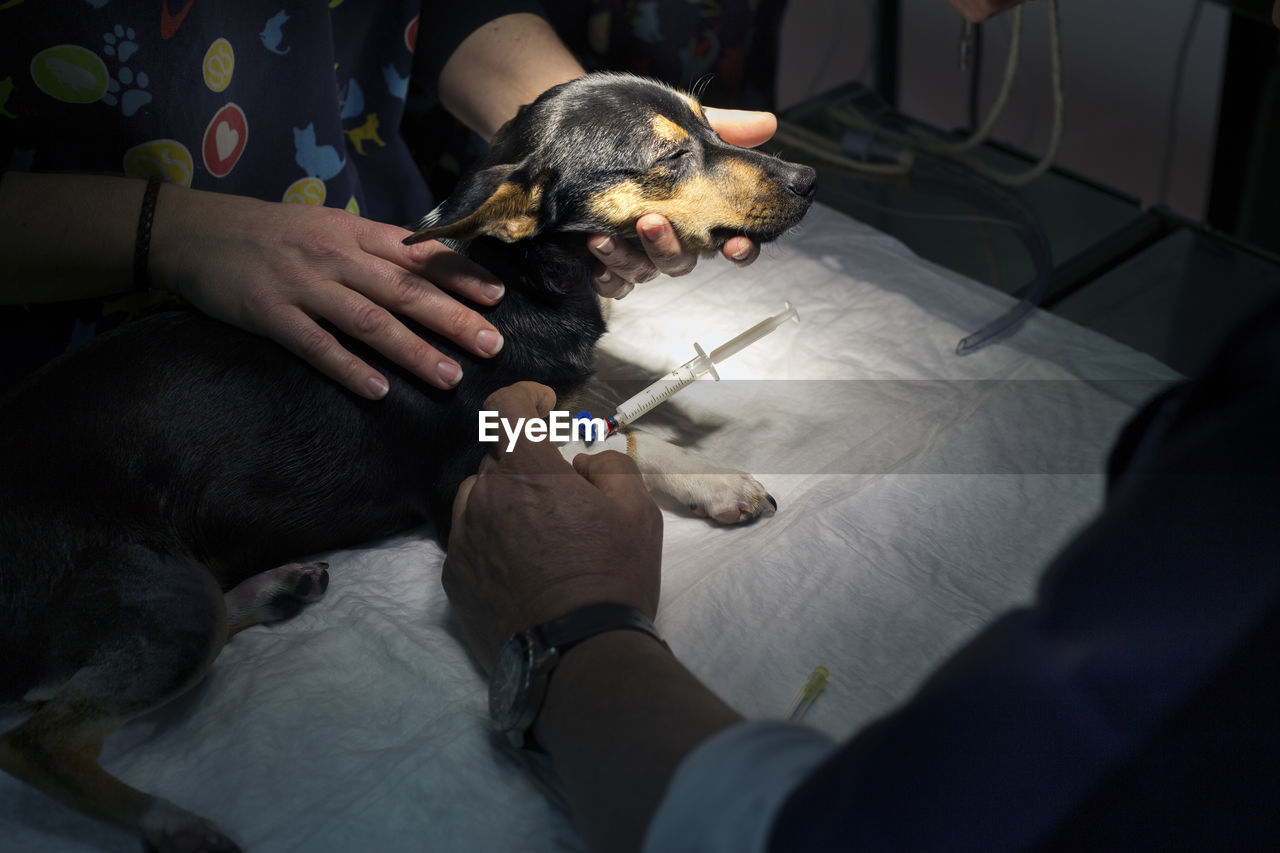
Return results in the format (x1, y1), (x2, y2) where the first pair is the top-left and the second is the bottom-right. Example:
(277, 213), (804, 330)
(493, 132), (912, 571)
(533, 602), (668, 656)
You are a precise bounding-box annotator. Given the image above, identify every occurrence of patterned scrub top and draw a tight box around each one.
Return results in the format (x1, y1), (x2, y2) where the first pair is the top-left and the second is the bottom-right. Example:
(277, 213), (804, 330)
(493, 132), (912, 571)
(1, 1), (429, 224)
(0, 0), (539, 389)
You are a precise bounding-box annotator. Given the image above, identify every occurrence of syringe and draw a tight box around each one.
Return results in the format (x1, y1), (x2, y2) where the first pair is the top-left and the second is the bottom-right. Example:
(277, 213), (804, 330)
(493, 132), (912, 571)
(612, 301), (800, 427)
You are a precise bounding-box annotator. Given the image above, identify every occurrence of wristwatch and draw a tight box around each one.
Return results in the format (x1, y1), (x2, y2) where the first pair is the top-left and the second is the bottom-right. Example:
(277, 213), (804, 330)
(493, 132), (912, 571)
(489, 602), (668, 749)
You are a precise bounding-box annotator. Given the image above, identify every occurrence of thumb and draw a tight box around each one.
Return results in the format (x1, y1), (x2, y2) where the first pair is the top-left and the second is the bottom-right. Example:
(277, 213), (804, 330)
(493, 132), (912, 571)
(572, 450), (652, 505)
(450, 473), (479, 533)
(704, 107), (777, 149)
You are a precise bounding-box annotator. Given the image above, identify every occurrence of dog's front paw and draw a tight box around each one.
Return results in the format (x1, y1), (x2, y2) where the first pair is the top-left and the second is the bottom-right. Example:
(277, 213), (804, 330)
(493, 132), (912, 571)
(625, 432), (777, 524)
(679, 472), (777, 524)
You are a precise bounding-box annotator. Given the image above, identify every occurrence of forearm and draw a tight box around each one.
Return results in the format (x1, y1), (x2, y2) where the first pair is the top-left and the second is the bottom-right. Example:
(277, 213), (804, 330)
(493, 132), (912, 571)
(534, 630), (744, 853)
(438, 13), (585, 140)
(0, 171), (148, 303)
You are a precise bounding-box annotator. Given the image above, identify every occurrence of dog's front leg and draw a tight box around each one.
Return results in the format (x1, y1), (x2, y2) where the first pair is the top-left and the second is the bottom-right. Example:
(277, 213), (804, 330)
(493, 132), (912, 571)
(560, 429), (775, 524)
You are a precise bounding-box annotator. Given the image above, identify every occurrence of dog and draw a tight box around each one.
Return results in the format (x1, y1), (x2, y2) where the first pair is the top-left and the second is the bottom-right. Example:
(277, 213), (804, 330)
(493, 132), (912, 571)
(0, 72), (815, 851)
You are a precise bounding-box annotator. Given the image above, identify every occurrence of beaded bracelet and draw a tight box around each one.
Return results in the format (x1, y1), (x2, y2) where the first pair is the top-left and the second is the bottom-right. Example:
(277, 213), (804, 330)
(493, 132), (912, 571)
(133, 177), (162, 292)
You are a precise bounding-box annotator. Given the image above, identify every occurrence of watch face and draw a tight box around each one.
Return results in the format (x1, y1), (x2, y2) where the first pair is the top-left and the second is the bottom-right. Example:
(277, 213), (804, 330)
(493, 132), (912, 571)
(489, 635), (531, 732)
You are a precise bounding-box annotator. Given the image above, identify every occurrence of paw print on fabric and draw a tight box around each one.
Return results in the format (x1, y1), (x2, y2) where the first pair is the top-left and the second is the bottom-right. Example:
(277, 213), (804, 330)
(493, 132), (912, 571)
(103, 25), (139, 63)
(101, 25), (152, 117)
(103, 66), (152, 117)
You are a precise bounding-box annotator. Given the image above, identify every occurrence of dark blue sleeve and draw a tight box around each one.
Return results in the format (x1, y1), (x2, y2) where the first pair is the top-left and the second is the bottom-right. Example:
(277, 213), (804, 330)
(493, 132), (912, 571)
(768, 299), (1280, 851)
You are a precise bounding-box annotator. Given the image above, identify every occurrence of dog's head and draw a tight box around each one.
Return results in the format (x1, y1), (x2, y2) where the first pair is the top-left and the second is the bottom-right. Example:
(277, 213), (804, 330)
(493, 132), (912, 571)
(404, 73), (816, 254)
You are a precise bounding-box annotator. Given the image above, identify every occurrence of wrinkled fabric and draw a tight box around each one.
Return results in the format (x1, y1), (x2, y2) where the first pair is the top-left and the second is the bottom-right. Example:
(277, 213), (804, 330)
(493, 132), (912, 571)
(0, 203), (1179, 852)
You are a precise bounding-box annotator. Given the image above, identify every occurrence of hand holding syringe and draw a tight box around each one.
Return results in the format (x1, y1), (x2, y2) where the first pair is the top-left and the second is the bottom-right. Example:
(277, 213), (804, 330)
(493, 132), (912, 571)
(582, 302), (800, 439)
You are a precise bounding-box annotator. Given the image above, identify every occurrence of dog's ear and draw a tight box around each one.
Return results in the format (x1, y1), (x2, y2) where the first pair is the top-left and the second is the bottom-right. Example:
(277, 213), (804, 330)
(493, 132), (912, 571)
(404, 163), (544, 245)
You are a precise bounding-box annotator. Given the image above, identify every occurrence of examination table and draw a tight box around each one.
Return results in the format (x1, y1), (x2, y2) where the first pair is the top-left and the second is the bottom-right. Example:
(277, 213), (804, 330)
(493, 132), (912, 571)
(0, 201), (1180, 851)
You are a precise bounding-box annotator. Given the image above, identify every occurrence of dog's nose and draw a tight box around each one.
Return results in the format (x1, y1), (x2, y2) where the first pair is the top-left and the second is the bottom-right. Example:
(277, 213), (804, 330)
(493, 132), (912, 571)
(787, 166), (818, 200)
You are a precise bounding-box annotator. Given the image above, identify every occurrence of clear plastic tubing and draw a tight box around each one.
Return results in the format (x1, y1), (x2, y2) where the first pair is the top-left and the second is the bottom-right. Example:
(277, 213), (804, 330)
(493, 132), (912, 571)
(613, 302), (800, 426)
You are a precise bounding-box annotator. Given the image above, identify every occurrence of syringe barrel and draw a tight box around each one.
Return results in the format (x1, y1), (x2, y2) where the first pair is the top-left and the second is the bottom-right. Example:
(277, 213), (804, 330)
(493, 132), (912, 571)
(613, 363), (701, 424)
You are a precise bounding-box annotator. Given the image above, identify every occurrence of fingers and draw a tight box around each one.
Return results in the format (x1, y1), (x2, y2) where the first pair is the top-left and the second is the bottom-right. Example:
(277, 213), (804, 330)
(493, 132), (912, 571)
(262, 302), (392, 400)
(458, 384), (558, 527)
(484, 381), (557, 423)
(406, 238), (506, 307)
(478, 382), (573, 469)
(315, 284), (468, 393)
(357, 224), (507, 361)
(698, 109), (773, 267)
(636, 214), (698, 277)
(584, 106), (776, 295)
(571, 448), (639, 479)
(290, 220), (507, 394)
(721, 235), (759, 267)
(571, 450), (654, 508)
(588, 234), (654, 297)
(704, 107), (777, 149)
(588, 214), (700, 296)
(450, 473), (479, 533)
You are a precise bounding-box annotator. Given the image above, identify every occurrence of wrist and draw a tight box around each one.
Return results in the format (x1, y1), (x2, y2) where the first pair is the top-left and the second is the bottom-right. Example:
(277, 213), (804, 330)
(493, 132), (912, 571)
(532, 628), (674, 749)
(147, 187), (263, 299)
(145, 182), (197, 297)
(489, 603), (667, 750)
(530, 628), (743, 853)
(132, 178), (162, 292)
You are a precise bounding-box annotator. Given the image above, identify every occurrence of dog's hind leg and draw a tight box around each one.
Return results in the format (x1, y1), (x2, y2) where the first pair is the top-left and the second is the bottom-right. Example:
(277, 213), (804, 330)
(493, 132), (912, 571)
(0, 544), (241, 852)
(224, 560), (330, 635)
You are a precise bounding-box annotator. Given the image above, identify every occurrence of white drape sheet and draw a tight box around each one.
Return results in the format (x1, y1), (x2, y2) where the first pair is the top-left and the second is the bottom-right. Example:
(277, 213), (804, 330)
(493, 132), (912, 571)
(0, 203), (1179, 852)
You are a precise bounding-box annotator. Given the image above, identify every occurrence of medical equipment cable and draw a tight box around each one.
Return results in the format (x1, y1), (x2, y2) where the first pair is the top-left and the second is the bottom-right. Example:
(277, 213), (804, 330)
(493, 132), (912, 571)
(770, 119), (1054, 353)
(965, 20), (984, 130)
(910, 150), (1055, 354)
(934, 6), (1024, 156)
(837, 189), (1027, 232)
(1157, 0), (1204, 206)
(772, 119), (915, 176)
(770, 0), (1060, 352)
(784, 0), (1063, 189)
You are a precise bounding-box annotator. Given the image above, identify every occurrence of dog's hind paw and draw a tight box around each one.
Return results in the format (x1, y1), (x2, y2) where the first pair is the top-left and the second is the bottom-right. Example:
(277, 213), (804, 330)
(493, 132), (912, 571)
(225, 560), (330, 634)
(680, 472), (777, 524)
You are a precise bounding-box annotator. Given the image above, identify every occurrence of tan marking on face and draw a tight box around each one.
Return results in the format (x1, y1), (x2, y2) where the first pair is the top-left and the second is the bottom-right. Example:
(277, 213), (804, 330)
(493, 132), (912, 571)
(586, 156), (789, 253)
(651, 113), (688, 143)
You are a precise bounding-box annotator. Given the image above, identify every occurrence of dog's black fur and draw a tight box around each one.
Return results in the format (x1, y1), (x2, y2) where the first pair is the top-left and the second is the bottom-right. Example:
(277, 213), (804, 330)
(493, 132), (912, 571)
(0, 73), (813, 850)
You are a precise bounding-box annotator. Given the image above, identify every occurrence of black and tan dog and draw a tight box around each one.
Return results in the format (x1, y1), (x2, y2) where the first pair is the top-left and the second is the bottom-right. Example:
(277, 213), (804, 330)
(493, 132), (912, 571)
(0, 73), (814, 851)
